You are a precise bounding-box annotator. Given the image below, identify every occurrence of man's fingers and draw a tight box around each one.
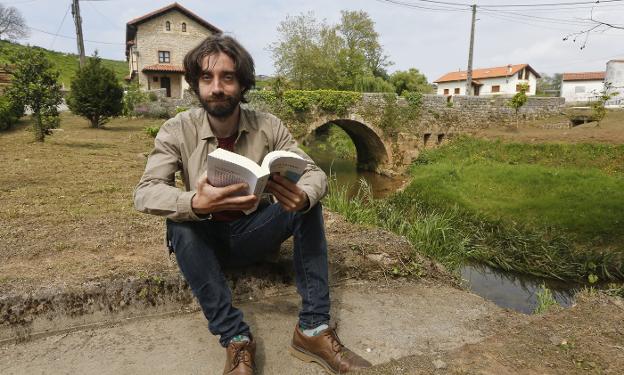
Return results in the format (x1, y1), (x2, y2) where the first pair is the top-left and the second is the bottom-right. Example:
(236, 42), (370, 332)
(217, 182), (249, 198)
(267, 180), (299, 201)
(269, 188), (297, 210)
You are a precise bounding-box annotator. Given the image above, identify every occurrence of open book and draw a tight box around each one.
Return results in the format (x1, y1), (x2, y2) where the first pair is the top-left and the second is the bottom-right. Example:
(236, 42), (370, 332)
(206, 148), (308, 214)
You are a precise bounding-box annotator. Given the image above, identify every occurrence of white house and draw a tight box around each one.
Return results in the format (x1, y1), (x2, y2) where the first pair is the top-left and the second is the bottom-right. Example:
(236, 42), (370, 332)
(434, 64), (539, 96)
(605, 59), (624, 107)
(560, 72), (605, 104)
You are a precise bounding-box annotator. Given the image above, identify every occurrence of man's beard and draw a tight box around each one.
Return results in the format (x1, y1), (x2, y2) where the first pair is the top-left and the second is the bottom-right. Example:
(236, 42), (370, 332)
(200, 92), (241, 118)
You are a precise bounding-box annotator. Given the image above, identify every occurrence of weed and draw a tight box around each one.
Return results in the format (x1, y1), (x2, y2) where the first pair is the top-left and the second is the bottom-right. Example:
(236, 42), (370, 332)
(533, 284), (559, 314)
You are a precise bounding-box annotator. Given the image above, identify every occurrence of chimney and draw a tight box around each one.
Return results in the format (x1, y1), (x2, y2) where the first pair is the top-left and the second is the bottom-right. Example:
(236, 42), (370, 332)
(507, 64), (512, 74)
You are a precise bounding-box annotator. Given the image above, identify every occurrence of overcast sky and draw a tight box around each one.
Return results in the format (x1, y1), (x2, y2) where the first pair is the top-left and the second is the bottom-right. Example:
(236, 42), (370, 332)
(5, 0), (624, 81)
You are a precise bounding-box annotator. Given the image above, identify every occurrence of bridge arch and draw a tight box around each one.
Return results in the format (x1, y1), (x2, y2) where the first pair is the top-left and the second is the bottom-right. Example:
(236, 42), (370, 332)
(307, 117), (391, 172)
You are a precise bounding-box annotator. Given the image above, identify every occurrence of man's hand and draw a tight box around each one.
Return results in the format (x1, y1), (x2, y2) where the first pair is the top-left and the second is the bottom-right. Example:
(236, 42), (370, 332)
(266, 174), (309, 212)
(191, 174), (258, 214)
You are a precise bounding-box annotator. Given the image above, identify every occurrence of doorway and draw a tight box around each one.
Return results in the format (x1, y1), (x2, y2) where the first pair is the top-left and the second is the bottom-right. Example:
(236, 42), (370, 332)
(160, 77), (171, 97)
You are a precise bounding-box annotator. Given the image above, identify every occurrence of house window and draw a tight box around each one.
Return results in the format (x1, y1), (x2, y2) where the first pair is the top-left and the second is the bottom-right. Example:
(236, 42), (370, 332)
(443, 88), (449, 95)
(491, 85), (500, 93)
(518, 70), (523, 79)
(454, 88), (460, 94)
(575, 86), (586, 93)
(182, 22), (187, 32)
(165, 21), (171, 31)
(158, 51), (170, 63)
(153, 76), (159, 82)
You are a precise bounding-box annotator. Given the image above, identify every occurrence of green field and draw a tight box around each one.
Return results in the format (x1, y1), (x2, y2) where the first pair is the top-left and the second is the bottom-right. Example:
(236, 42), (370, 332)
(0, 40), (128, 87)
(325, 135), (624, 282)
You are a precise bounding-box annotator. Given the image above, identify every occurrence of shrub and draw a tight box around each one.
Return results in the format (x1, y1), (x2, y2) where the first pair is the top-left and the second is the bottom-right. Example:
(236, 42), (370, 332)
(148, 92), (158, 102)
(0, 95), (21, 131)
(4, 48), (62, 142)
(123, 82), (149, 116)
(175, 106), (189, 114)
(67, 53), (124, 128)
(144, 125), (160, 138)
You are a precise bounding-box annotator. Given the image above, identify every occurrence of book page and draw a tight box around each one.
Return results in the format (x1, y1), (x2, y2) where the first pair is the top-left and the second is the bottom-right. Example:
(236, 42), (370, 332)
(261, 150), (307, 183)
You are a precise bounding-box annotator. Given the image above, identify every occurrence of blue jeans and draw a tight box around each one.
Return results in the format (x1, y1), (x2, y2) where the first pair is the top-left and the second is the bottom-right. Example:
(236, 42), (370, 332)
(166, 202), (330, 347)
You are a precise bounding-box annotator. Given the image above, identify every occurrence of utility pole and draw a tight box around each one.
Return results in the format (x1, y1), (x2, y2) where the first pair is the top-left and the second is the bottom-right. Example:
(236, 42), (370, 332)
(465, 4), (477, 96)
(71, 0), (86, 68)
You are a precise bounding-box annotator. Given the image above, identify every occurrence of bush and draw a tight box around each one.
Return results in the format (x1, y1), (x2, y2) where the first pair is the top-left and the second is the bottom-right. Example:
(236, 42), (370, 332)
(148, 92), (158, 102)
(67, 53), (124, 128)
(175, 106), (189, 114)
(123, 82), (149, 116)
(144, 125), (160, 138)
(0, 95), (21, 131)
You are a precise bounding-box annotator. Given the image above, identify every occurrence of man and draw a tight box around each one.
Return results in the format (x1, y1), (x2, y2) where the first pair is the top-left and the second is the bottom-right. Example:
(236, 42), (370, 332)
(133, 35), (372, 375)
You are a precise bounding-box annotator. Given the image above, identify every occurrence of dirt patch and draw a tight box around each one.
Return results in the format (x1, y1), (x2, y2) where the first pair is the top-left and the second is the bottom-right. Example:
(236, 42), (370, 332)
(471, 110), (624, 144)
(356, 291), (624, 374)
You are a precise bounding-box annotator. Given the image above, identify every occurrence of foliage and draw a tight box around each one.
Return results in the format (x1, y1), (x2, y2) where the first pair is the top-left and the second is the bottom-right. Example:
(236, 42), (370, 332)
(533, 284), (559, 314)
(270, 10), (393, 91)
(249, 89), (362, 138)
(590, 82), (617, 126)
(536, 72), (562, 97)
(0, 40), (127, 88)
(389, 68), (432, 95)
(508, 82), (529, 115)
(5, 48), (62, 142)
(313, 125), (356, 160)
(0, 4), (28, 41)
(175, 106), (189, 114)
(123, 81), (149, 116)
(0, 94), (22, 131)
(144, 125), (160, 138)
(67, 53), (124, 128)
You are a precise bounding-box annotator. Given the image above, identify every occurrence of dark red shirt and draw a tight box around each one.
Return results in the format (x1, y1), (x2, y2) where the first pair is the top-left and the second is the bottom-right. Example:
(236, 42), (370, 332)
(211, 134), (245, 222)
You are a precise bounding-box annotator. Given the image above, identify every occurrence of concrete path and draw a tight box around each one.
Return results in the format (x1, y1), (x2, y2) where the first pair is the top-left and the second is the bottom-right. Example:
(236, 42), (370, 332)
(0, 281), (508, 374)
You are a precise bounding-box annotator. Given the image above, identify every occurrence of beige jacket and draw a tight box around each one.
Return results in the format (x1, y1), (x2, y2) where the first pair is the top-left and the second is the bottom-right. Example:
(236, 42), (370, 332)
(133, 106), (328, 222)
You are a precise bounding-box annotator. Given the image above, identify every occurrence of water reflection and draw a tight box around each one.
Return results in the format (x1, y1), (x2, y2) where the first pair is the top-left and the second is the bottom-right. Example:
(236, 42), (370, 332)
(306, 134), (405, 199)
(461, 264), (579, 314)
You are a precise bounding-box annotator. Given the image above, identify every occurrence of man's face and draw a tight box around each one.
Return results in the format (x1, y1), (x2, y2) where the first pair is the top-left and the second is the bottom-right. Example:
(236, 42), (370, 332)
(198, 52), (243, 118)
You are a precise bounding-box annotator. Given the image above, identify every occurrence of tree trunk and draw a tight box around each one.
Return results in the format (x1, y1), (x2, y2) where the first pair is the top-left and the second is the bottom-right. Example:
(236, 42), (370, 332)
(90, 115), (99, 128)
(34, 112), (44, 142)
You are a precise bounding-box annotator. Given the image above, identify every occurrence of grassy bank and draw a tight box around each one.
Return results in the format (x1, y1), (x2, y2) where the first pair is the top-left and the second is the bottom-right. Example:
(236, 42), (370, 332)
(325, 136), (624, 282)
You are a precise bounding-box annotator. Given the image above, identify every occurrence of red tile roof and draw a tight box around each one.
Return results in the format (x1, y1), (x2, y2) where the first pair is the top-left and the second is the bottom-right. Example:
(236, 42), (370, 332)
(562, 72), (605, 81)
(434, 64), (539, 83)
(142, 64), (185, 73)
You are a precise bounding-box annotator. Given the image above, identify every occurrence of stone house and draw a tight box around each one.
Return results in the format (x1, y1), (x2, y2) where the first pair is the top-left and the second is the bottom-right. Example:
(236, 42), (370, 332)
(125, 3), (221, 98)
(434, 64), (540, 97)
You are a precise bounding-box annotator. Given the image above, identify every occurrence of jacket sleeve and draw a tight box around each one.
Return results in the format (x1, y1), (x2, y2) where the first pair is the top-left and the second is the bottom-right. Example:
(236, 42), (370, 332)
(271, 117), (328, 212)
(133, 121), (202, 222)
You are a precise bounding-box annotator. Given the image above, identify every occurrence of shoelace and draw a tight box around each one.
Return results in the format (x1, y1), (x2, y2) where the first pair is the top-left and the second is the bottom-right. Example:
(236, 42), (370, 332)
(231, 344), (252, 369)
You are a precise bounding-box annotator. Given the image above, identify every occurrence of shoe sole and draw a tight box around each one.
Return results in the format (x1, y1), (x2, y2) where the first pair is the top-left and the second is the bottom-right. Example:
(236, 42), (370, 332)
(289, 344), (340, 374)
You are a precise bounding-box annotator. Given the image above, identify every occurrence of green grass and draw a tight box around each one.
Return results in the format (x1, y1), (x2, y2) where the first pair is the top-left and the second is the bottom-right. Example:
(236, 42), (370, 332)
(0, 40), (128, 87)
(325, 136), (624, 282)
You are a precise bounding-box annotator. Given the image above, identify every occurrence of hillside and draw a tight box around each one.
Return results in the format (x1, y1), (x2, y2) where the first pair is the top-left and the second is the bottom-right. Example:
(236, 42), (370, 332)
(0, 40), (128, 88)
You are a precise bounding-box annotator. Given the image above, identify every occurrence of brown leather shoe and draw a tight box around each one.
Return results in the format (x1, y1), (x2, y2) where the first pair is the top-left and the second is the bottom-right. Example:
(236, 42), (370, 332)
(290, 324), (372, 374)
(223, 338), (256, 375)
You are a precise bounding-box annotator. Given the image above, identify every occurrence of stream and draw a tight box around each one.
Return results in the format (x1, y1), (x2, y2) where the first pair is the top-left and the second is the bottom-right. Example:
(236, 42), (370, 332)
(306, 132), (580, 314)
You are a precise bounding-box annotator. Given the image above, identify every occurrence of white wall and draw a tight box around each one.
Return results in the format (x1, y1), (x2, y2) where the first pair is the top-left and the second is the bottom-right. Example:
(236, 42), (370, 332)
(436, 71), (537, 96)
(606, 61), (624, 106)
(561, 80), (604, 104)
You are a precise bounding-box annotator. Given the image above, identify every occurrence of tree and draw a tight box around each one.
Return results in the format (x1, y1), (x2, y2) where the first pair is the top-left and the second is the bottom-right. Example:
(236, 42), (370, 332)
(68, 53), (124, 128)
(591, 82), (617, 127)
(389, 68), (432, 95)
(536, 73), (562, 97)
(5, 48), (62, 142)
(269, 10), (393, 92)
(0, 4), (28, 41)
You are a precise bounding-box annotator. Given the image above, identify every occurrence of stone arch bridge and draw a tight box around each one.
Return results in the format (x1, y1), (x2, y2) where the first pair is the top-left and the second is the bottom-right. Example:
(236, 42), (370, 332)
(248, 92), (564, 175)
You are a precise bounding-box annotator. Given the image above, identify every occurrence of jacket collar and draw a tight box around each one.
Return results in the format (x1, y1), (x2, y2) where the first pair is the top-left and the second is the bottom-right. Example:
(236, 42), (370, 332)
(199, 105), (255, 141)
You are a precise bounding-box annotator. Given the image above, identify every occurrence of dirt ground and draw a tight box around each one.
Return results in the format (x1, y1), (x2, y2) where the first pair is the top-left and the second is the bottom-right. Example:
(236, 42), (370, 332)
(471, 109), (624, 144)
(1, 113), (623, 374)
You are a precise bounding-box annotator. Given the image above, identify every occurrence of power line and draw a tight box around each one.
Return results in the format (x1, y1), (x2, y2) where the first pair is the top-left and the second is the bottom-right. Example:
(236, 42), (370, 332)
(29, 26), (124, 45)
(479, 0), (624, 8)
(50, 4), (71, 49)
